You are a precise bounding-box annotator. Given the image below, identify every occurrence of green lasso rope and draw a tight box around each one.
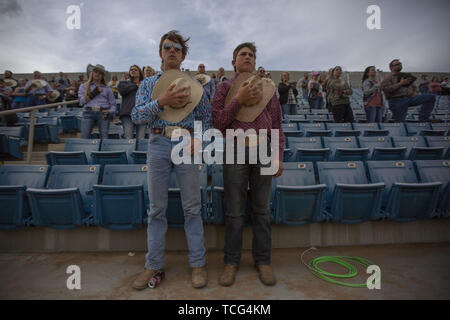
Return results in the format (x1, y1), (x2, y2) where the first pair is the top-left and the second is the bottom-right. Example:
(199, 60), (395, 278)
(301, 247), (379, 288)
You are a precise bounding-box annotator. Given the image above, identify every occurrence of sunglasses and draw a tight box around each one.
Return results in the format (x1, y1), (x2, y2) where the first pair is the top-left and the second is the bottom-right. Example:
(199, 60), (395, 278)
(392, 62), (402, 67)
(130, 68), (139, 72)
(163, 42), (182, 52)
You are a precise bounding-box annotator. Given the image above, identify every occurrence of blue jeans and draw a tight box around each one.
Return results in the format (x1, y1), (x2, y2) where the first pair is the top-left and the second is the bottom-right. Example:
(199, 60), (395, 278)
(281, 104), (297, 116)
(365, 106), (382, 123)
(80, 110), (110, 139)
(120, 115), (146, 139)
(27, 95), (47, 112)
(308, 97), (321, 109)
(388, 94), (436, 122)
(419, 87), (429, 95)
(145, 133), (206, 270)
(12, 101), (26, 110)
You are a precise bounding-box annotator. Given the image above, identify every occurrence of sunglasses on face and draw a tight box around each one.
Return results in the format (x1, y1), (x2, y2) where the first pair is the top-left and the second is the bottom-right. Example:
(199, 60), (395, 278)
(130, 68), (138, 72)
(392, 62), (402, 67)
(163, 42), (182, 52)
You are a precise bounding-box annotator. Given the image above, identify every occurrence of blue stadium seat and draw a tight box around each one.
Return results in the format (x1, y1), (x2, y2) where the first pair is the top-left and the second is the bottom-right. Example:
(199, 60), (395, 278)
(286, 137), (330, 162)
(27, 165), (101, 229)
(352, 123), (390, 137)
(0, 133), (7, 156)
(415, 160), (450, 218)
(46, 138), (100, 165)
(165, 164), (209, 227)
(0, 126), (25, 159)
(323, 137), (369, 161)
(37, 117), (61, 143)
(326, 123), (360, 137)
(425, 136), (450, 159)
(272, 162), (327, 225)
(93, 164), (148, 229)
(405, 122), (431, 136)
(282, 123), (303, 137)
(358, 136), (406, 160)
(0, 165), (50, 229)
(392, 136), (444, 160)
(130, 139), (148, 164)
(367, 161), (442, 222)
(91, 139), (136, 165)
(285, 115), (308, 123)
(307, 114), (330, 122)
(431, 123), (450, 135)
(59, 115), (78, 133)
(317, 161), (385, 223)
(379, 123), (407, 136)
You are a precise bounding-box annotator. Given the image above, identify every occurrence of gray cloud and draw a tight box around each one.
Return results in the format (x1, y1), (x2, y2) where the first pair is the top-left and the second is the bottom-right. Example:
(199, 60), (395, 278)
(0, 0), (22, 17)
(0, 0), (449, 74)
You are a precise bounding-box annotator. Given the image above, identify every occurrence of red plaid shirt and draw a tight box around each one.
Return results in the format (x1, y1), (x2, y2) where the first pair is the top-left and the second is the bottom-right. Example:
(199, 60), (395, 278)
(212, 73), (285, 160)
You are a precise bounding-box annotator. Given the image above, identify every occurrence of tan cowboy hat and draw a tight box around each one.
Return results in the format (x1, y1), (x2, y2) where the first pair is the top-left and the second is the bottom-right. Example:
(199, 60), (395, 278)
(225, 72), (276, 122)
(86, 64), (111, 82)
(152, 69), (204, 123)
(194, 74), (211, 86)
(4, 79), (17, 87)
(30, 79), (47, 90)
(47, 90), (60, 102)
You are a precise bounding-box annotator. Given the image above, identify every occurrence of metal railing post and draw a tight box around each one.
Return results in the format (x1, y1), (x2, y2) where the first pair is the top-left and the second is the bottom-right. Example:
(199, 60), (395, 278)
(26, 110), (36, 163)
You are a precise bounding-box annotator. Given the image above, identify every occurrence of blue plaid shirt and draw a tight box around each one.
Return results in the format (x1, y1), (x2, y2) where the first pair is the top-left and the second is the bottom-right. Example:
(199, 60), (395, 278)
(131, 71), (212, 130)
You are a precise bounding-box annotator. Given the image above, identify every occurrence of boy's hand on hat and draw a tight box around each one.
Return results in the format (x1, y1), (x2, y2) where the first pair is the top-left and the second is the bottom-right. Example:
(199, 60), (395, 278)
(159, 83), (189, 107)
(235, 82), (261, 105)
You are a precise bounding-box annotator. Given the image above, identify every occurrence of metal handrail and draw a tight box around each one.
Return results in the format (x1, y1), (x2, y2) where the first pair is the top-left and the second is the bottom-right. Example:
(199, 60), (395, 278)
(0, 100), (80, 163)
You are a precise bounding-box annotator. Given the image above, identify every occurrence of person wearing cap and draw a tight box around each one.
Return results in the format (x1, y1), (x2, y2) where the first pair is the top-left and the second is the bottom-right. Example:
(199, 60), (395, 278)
(212, 42), (285, 287)
(381, 59), (435, 122)
(196, 64), (215, 103)
(24, 71), (53, 111)
(131, 30), (211, 290)
(78, 64), (116, 139)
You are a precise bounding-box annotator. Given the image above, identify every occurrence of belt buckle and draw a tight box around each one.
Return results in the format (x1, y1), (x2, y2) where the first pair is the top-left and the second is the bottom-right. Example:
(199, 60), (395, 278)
(91, 106), (100, 112)
(165, 126), (182, 139)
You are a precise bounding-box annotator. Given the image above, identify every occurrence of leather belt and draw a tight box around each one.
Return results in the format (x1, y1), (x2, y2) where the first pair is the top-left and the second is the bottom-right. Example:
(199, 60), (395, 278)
(151, 126), (194, 139)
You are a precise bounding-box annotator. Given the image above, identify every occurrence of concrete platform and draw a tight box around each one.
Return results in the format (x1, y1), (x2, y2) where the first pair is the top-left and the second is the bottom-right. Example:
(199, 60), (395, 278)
(0, 243), (449, 300)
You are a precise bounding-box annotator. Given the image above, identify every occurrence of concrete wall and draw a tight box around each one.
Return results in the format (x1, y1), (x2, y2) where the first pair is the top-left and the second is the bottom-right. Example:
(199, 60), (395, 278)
(1, 220), (449, 252)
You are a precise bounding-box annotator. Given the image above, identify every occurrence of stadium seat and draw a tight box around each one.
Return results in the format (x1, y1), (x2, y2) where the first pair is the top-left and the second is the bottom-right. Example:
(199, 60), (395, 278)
(59, 115), (78, 133)
(415, 160), (450, 217)
(282, 123), (303, 137)
(286, 137), (330, 162)
(307, 114), (330, 122)
(27, 165), (101, 229)
(326, 123), (361, 137)
(130, 139), (148, 164)
(285, 115), (308, 123)
(392, 136), (444, 160)
(91, 139), (136, 165)
(0, 126), (25, 159)
(425, 136), (450, 159)
(323, 137), (369, 161)
(46, 138), (100, 165)
(0, 165), (50, 229)
(405, 122), (431, 136)
(37, 117), (60, 143)
(379, 123), (407, 136)
(317, 161), (385, 223)
(358, 136), (406, 160)
(367, 161), (442, 222)
(93, 164), (148, 229)
(272, 162), (327, 225)
(431, 123), (450, 135)
(162, 164), (209, 227)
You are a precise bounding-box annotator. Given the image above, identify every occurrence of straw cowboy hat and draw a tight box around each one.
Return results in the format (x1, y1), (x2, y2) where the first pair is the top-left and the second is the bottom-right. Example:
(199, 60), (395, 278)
(225, 72), (276, 122)
(4, 79), (17, 87)
(47, 90), (60, 102)
(29, 79), (48, 90)
(152, 69), (204, 123)
(86, 64), (111, 82)
(194, 74), (211, 86)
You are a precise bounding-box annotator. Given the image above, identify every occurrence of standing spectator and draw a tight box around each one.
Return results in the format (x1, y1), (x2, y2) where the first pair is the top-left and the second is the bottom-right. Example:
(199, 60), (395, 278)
(362, 66), (384, 123)
(322, 68), (334, 110)
(381, 59), (435, 122)
(441, 77), (450, 95)
(308, 71), (322, 109)
(11, 79), (28, 109)
(217, 67), (227, 84)
(418, 75), (430, 94)
(195, 63), (215, 103)
(77, 74), (85, 86)
(108, 75), (120, 99)
(117, 65), (146, 139)
(318, 74), (326, 109)
(78, 64), (116, 139)
(430, 76), (443, 95)
(297, 73), (309, 101)
(64, 80), (80, 107)
(278, 72), (298, 117)
(24, 71), (53, 111)
(143, 66), (156, 78)
(4, 70), (18, 90)
(327, 66), (354, 123)
(257, 66), (266, 78)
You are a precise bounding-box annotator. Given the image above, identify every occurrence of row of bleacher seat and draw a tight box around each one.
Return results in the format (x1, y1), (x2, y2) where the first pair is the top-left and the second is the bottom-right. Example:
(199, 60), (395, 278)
(1, 160), (449, 230)
(284, 135), (450, 162)
(282, 121), (450, 137)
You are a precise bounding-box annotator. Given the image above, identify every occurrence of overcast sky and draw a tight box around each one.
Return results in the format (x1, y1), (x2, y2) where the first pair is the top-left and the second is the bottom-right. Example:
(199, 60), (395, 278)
(1, 0), (449, 74)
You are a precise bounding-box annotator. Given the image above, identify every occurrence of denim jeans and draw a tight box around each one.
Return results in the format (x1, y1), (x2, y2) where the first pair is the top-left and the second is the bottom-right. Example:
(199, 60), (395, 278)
(365, 106), (382, 123)
(308, 97), (321, 109)
(223, 144), (273, 266)
(80, 110), (110, 139)
(388, 94), (436, 122)
(419, 87), (429, 95)
(120, 115), (146, 139)
(145, 133), (206, 270)
(281, 104), (297, 117)
(27, 95), (47, 112)
(12, 101), (26, 109)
